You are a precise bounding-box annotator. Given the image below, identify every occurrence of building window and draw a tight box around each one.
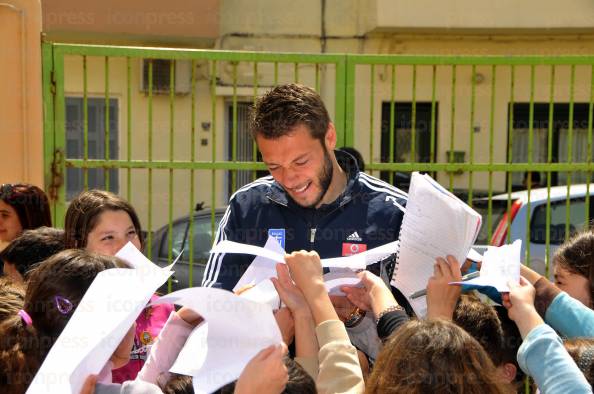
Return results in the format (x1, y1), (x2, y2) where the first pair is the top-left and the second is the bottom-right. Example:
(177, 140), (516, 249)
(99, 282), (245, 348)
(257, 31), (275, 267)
(380, 102), (438, 189)
(510, 103), (592, 189)
(65, 97), (119, 200)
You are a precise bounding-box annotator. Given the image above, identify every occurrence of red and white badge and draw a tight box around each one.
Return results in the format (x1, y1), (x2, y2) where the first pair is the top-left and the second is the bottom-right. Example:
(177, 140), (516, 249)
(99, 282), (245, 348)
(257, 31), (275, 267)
(342, 242), (367, 256)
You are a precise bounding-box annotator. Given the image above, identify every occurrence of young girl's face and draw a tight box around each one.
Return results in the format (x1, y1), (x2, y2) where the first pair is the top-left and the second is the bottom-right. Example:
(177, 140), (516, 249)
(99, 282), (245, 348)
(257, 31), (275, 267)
(554, 264), (592, 308)
(86, 209), (141, 256)
(0, 200), (23, 243)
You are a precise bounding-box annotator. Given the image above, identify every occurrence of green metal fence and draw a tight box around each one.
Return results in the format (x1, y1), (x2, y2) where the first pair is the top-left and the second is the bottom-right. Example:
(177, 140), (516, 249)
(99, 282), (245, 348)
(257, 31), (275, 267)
(42, 42), (594, 286)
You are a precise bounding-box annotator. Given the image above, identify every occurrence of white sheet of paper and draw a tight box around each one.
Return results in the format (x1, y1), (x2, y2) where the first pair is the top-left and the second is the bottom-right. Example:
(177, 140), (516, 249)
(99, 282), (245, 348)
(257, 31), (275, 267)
(116, 241), (177, 272)
(213, 239), (398, 270)
(153, 287), (283, 394)
(27, 267), (172, 394)
(233, 236), (284, 292)
(324, 270), (362, 295)
(239, 278), (280, 310)
(451, 240), (521, 292)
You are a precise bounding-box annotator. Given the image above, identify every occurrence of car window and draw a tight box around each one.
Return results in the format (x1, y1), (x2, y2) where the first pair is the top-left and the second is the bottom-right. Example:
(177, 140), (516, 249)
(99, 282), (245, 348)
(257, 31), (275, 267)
(159, 220), (188, 259)
(183, 214), (223, 264)
(472, 199), (509, 244)
(530, 197), (593, 244)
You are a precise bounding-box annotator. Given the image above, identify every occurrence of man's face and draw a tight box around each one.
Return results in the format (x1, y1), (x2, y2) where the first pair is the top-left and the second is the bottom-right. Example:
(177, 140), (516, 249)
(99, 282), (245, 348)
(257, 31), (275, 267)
(257, 123), (335, 208)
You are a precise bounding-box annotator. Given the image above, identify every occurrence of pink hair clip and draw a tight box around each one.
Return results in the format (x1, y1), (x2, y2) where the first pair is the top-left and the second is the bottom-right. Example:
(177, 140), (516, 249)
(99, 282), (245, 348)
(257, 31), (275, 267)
(18, 310), (32, 326)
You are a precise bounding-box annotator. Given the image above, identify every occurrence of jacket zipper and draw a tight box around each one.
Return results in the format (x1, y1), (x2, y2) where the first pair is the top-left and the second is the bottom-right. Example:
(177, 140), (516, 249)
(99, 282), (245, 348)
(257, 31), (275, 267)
(310, 228), (317, 245)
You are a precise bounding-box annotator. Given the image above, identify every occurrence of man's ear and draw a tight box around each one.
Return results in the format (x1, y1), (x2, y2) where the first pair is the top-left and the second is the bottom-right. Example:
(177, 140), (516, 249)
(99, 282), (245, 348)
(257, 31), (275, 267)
(499, 363), (517, 384)
(325, 123), (337, 151)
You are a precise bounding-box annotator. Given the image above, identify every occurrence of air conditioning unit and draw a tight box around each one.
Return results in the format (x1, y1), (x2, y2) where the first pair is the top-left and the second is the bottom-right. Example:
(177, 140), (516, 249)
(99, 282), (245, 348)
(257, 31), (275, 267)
(140, 59), (191, 95)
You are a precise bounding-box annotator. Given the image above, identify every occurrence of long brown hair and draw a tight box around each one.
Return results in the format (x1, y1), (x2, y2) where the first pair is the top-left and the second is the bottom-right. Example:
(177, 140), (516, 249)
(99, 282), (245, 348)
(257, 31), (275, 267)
(564, 338), (594, 388)
(367, 319), (505, 394)
(64, 189), (143, 249)
(0, 249), (124, 393)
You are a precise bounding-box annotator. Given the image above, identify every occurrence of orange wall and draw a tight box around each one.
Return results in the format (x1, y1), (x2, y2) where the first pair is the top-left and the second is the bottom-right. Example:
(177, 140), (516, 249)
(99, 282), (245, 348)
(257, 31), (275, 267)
(0, 0), (44, 187)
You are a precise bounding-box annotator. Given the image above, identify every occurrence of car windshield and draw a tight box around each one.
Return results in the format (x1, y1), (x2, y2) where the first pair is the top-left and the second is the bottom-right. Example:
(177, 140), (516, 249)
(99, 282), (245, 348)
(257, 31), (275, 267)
(472, 199), (510, 244)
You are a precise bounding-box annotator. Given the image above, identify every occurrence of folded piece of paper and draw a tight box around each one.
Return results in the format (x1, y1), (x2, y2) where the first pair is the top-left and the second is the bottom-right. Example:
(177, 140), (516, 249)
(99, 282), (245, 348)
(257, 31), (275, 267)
(27, 267), (172, 394)
(323, 270), (362, 295)
(212, 239), (399, 270)
(153, 287), (283, 394)
(116, 241), (179, 272)
(233, 236), (284, 293)
(451, 239), (521, 292)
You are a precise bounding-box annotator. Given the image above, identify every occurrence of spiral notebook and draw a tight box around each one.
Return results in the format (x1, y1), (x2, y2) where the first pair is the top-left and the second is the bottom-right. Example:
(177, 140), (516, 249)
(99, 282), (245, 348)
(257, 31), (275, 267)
(391, 172), (482, 317)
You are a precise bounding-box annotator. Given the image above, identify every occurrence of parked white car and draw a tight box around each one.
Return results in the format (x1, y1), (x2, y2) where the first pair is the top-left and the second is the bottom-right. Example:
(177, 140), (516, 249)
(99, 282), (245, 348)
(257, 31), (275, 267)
(473, 184), (594, 277)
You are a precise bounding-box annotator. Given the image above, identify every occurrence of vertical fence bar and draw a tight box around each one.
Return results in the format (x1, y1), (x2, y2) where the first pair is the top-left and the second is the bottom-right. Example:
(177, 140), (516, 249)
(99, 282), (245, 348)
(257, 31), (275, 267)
(231, 63), (238, 192)
(294, 62), (299, 83)
(315, 63), (321, 92)
(468, 64), (477, 205)
(369, 64), (375, 176)
(389, 65), (396, 185)
(525, 65), (535, 264)
(104, 56), (110, 190)
(188, 59), (197, 287)
(274, 62), (279, 85)
(565, 65), (576, 241)
(339, 55), (353, 147)
(146, 60), (154, 259)
(210, 60), (218, 236)
(252, 61), (259, 181)
(586, 66), (594, 227)
(82, 55), (88, 189)
(126, 57), (132, 201)
(42, 42), (57, 223)
(449, 65), (457, 190)
(545, 65), (555, 277)
(506, 65), (515, 244)
(411, 65), (417, 164)
(487, 65), (497, 241)
(430, 65), (437, 166)
(167, 60), (176, 293)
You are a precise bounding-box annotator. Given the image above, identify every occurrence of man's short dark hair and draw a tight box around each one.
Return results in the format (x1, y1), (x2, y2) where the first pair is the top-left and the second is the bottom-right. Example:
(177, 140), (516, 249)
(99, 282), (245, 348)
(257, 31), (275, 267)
(0, 227), (65, 278)
(250, 83), (331, 142)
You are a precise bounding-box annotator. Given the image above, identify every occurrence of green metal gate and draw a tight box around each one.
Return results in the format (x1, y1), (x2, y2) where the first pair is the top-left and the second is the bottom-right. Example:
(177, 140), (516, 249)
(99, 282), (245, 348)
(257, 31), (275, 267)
(42, 42), (594, 284)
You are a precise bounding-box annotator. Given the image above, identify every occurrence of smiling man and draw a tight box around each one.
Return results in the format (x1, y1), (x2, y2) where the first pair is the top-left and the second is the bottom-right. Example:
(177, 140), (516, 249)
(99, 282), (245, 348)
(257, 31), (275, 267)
(203, 83), (407, 314)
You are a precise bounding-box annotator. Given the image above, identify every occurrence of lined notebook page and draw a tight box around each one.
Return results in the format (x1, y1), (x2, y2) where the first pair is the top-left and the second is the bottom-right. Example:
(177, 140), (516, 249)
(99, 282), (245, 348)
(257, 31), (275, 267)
(391, 172), (482, 317)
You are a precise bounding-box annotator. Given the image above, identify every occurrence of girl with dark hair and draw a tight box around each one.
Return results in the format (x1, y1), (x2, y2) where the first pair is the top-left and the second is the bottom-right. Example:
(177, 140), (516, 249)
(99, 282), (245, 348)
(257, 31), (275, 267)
(553, 231), (594, 308)
(0, 183), (51, 245)
(64, 189), (174, 383)
(0, 249), (128, 393)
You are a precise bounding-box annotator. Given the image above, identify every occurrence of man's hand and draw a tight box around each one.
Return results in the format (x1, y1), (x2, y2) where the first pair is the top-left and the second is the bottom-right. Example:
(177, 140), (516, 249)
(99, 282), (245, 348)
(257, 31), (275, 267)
(426, 255), (462, 320)
(341, 271), (400, 318)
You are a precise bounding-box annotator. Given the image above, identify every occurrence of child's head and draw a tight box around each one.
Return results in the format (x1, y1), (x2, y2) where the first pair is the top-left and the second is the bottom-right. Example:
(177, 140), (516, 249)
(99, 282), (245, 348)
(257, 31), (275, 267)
(64, 190), (142, 256)
(367, 319), (505, 394)
(0, 183), (52, 243)
(0, 277), (24, 324)
(453, 295), (522, 390)
(0, 249), (124, 393)
(564, 338), (594, 388)
(553, 231), (594, 308)
(0, 227), (65, 283)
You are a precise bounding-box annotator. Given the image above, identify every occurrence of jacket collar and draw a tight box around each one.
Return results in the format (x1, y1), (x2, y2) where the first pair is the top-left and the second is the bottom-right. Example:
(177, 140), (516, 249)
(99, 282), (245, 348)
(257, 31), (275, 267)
(266, 150), (361, 209)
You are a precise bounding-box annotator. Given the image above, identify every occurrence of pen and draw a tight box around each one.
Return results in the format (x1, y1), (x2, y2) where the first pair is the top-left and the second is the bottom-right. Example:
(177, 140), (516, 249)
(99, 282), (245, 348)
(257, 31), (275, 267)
(409, 270), (480, 300)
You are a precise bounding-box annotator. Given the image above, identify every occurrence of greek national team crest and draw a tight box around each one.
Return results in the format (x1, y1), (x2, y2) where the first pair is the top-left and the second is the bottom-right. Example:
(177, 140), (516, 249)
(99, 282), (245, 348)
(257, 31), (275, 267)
(268, 228), (286, 249)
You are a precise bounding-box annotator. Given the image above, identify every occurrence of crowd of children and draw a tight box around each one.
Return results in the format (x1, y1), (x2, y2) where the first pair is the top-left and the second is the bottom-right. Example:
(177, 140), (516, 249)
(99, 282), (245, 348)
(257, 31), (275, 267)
(1, 182), (594, 393)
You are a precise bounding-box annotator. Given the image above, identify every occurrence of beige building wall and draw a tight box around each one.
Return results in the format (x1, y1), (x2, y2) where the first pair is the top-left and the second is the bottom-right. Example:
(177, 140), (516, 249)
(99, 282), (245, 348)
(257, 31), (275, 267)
(40, 0), (594, 228)
(0, 0), (43, 187)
